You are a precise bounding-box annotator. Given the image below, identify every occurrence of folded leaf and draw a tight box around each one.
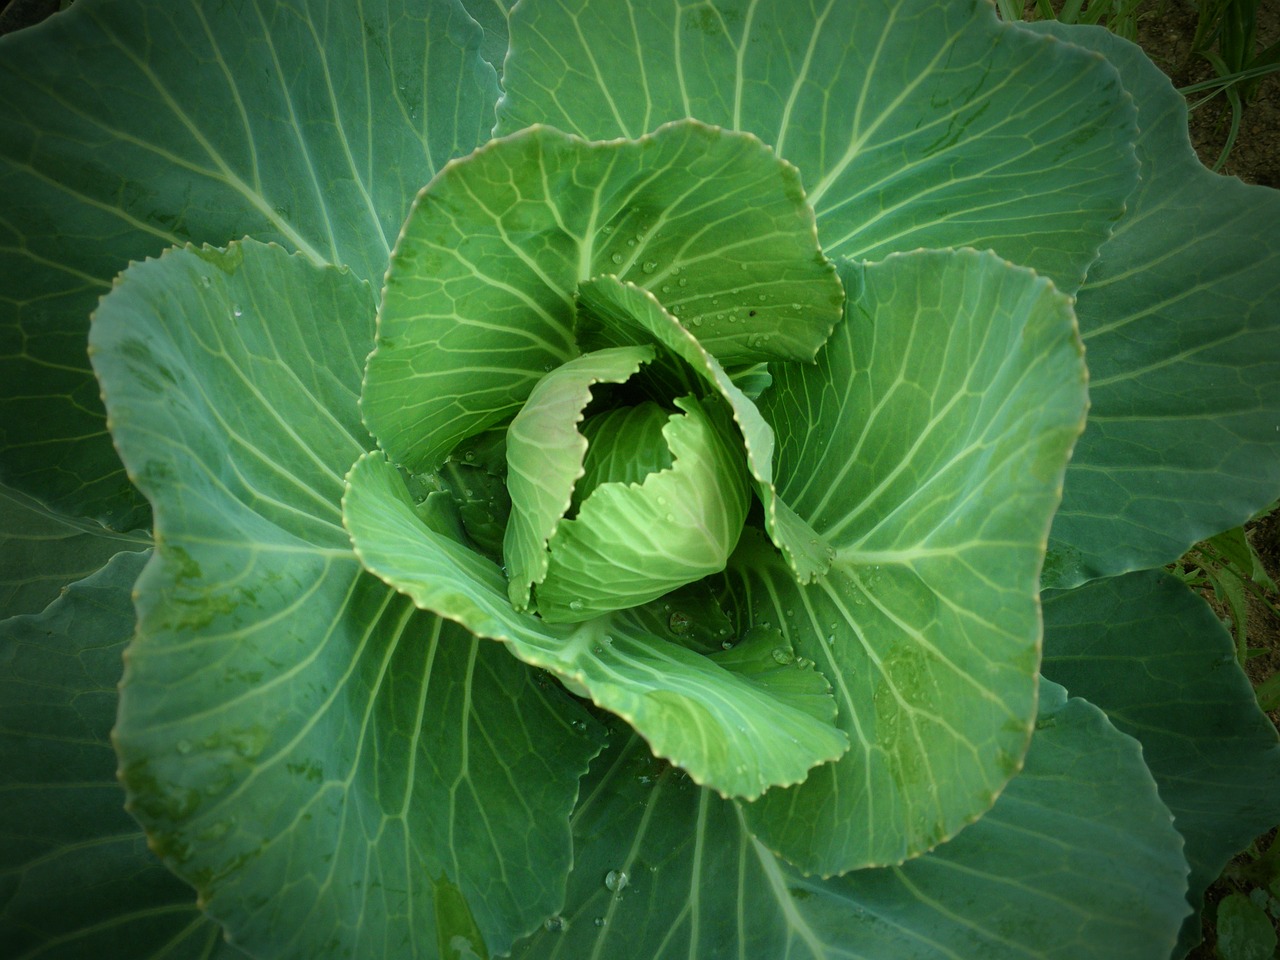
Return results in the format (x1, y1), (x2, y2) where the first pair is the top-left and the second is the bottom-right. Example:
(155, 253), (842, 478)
(343, 450), (847, 799)
(90, 239), (602, 959)
(736, 250), (1087, 873)
(512, 683), (1188, 960)
(502, 345), (656, 611)
(364, 120), (843, 471)
(577, 275), (835, 581)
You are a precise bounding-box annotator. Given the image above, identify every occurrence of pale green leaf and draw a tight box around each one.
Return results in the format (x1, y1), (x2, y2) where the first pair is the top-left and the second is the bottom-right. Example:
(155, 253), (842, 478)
(90, 239), (601, 959)
(1042, 570), (1280, 957)
(1, 550), (248, 960)
(1025, 24), (1280, 587)
(498, 0), (1137, 291)
(0, 0), (498, 528)
(735, 250), (1087, 872)
(513, 683), (1189, 960)
(576, 275), (834, 582)
(503, 345), (655, 611)
(537, 394), (750, 622)
(0, 483), (149, 618)
(363, 120), (843, 471)
(343, 450), (847, 799)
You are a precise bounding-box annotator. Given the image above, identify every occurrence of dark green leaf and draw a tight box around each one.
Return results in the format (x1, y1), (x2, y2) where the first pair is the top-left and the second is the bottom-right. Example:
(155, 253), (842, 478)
(0, 483), (149, 618)
(1041, 570), (1280, 958)
(1025, 24), (1280, 586)
(1, 550), (248, 960)
(513, 682), (1189, 960)
(0, 0), (498, 527)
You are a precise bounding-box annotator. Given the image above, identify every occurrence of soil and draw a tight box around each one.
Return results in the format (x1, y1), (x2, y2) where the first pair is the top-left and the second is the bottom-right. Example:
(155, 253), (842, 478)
(1137, 0), (1280, 187)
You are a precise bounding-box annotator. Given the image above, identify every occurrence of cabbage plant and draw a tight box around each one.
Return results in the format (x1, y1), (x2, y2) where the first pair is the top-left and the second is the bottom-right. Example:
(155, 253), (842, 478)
(1, 1), (1279, 958)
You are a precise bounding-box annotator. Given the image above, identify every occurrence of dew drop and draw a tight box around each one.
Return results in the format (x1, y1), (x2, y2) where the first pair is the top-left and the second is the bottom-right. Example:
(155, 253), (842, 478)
(176, 739), (193, 755)
(605, 869), (629, 892)
(594, 917), (607, 928)
(464, 451), (476, 462)
(721, 639), (735, 650)
(544, 916), (568, 933)
(569, 598), (585, 612)
(771, 647), (794, 665)
(668, 611), (692, 636)
(642, 260), (658, 274)
(199, 275), (211, 288)
(661, 284), (672, 293)
(610, 252), (624, 265)
(232, 304), (243, 318)
(571, 719), (588, 733)
(677, 277), (688, 287)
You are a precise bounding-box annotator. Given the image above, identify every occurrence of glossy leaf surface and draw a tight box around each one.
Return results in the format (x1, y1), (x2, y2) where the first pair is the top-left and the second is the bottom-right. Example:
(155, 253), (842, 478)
(90, 240), (601, 959)
(513, 684), (1188, 960)
(736, 250), (1087, 873)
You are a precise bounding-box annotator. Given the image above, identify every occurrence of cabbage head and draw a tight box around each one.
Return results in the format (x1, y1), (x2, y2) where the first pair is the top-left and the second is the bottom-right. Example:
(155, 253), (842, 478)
(1, 2), (1278, 959)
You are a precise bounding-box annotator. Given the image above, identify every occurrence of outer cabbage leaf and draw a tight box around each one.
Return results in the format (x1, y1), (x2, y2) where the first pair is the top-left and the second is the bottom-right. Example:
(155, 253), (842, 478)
(497, 0), (1137, 293)
(1041, 570), (1280, 957)
(735, 250), (1087, 873)
(343, 450), (848, 800)
(512, 683), (1188, 960)
(0, 482), (149, 618)
(459, 0), (511, 76)
(363, 120), (843, 472)
(0, 0), (498, 529)
(89, 240), (603, 959)
(0, 550), (250, 960)
(1020, 23), (1280, 587)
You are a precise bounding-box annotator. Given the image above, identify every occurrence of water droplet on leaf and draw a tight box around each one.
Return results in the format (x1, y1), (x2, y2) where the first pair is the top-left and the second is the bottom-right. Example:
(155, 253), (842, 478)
(605, 869), (629, 892)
